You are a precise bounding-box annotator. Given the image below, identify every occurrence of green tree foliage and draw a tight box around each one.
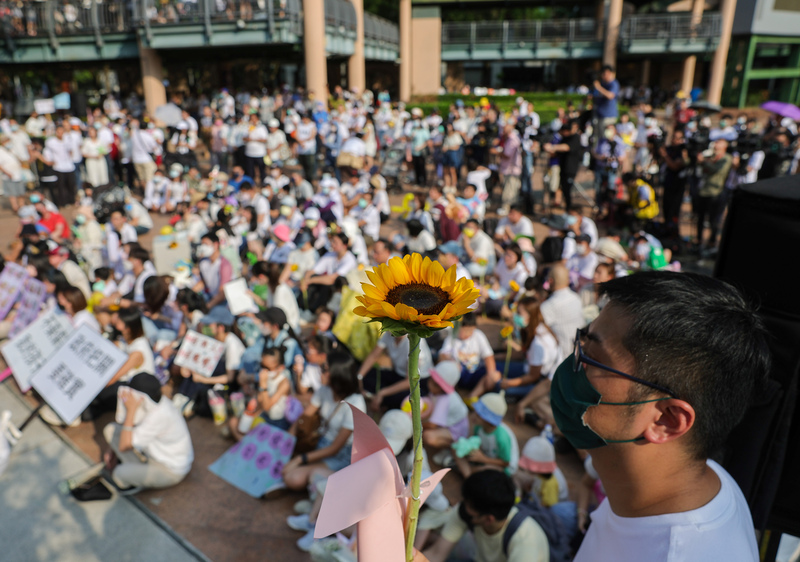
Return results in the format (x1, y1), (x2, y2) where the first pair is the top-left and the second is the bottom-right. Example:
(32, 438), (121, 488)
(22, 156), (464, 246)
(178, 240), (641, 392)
(364, 0), (399, 22)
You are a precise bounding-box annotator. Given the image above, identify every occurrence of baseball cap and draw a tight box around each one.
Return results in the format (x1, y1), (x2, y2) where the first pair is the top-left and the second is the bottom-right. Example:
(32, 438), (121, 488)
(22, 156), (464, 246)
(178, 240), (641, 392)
(272, 223), (291, 242)
(303, 207), (321, 221)
(379, 409), (413, 456)
(595, 237), (628, 262)
(519, 436), (557, 474)
(429, 361), (460, 394)
(281, 196), (297, 208)
(437, 240), (462, 258)
(268, 118), (280, 128)
(200, 306), (235, 327)
(473, 393), (507, 427)
(48, 245), (69, 257)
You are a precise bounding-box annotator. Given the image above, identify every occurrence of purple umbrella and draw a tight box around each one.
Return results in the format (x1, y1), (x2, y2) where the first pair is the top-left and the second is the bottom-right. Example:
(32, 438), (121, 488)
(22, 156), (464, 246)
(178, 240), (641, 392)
(761, 101), (800, 121)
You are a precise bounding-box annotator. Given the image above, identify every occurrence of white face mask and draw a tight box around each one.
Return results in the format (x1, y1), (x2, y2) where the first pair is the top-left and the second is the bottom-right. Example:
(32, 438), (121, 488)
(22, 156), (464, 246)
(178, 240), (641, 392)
(196, 244), (214, 258)
(576, 244), (588, 257)
(123, 260), (134, 272)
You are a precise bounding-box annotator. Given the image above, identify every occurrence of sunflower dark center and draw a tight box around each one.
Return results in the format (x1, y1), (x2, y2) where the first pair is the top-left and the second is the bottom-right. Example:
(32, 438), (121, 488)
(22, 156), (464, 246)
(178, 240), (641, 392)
(386, 283), (451, 316)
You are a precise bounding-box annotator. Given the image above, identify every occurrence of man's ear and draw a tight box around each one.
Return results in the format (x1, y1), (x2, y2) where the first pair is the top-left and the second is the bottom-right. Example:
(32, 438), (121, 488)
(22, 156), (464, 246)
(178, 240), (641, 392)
(643, 399), (695, 444)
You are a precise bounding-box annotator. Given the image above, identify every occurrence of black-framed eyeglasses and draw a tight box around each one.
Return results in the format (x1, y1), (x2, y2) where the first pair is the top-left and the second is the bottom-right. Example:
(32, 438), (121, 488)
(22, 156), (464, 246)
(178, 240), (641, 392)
(573, 328), (679, 399)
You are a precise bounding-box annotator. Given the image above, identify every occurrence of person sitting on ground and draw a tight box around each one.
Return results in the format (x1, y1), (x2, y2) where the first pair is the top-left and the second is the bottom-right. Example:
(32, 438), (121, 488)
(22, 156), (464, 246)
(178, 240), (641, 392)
(283, 352), (366, 490)
(357, 331), (433, 412)
(455, 392), (519, 479)
(230, 347), (291, 439)
(299, 232), (357, 312)
(57, 284), (100, 332)
(438, 313), (499, 392)
(421, 360), (470, 463)
(103, 373), (194, 495)
(194, 231), (233, 310)
(423, 469), (549, 562)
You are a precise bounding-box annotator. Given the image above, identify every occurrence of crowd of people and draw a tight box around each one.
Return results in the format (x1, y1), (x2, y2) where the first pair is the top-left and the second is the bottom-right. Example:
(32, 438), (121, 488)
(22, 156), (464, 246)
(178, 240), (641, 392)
(0, 72), (786, 561)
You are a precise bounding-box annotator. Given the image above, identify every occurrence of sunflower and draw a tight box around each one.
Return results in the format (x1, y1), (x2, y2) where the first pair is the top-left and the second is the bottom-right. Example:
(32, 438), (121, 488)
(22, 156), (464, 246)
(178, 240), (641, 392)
(354, 253), (479, 335)
(500, 325), (514, 339)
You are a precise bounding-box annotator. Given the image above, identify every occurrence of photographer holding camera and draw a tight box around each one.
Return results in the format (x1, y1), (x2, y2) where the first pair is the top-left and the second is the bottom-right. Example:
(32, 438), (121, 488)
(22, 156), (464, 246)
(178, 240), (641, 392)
(659, 129), (691, 233)
(695, 140), (732, 251)
(592, 123), (627, 216)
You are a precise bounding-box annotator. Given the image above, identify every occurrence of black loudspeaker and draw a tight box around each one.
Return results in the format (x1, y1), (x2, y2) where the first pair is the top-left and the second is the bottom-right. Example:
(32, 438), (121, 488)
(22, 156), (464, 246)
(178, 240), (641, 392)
(714, 176), (800, 538)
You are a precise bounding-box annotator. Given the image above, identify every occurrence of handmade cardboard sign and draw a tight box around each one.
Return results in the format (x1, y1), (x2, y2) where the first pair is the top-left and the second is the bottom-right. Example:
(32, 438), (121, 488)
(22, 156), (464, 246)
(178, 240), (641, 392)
(31, 325), (127, 424)
(2, 310), (73, 392)
(209, 423), (296, 498)
(173, 330), (225, 378)
(0, 262), (29, 320)
(223, 278), (258, 316)
(9, 278), (48, 338)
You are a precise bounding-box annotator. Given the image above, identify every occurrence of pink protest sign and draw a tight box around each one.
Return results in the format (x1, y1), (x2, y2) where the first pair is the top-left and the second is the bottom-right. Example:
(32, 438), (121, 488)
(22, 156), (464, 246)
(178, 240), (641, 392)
(173, 330), (226, 378)
(0, 263), (29, 321)
(9, 278), (48, 338)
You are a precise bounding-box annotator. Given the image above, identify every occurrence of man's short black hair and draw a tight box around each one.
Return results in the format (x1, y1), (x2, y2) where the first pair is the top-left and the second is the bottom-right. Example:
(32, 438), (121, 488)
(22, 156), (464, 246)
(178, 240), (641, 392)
(601, 64), (615, 73)
(129, 247), (150, 264)
(509, 203), (526, 214)
(461, 470), (516, 521)
(598, 271), (771, 460)
(202, 231), (219, 245)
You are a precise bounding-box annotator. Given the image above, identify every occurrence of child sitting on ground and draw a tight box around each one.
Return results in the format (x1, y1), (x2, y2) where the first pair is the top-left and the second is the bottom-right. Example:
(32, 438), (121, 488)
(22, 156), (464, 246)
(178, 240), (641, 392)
(438, 313), (498, 392)
(454, 392), (519, 478)
(515, 436), (569, 508)
(421, 360), (469, 465)
(230, 347), (291, 439)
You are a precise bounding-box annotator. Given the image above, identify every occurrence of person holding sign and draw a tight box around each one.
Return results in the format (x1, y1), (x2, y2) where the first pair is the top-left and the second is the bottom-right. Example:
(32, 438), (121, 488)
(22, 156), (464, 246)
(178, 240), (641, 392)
(86, 308), (155, 419)
(103, 373), (193, 494)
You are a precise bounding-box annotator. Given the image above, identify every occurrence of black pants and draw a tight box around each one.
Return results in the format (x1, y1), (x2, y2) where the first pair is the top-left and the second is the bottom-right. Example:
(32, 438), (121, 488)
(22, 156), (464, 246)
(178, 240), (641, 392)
(55, 170), (77, 207)
(695, 193), (726, 246)
(560, 174), (576, 211)
(245, 155), (265, 185)
(662, 178), (687, 231)
(299, 153), (317, 181)
(412, 155), (427, 186)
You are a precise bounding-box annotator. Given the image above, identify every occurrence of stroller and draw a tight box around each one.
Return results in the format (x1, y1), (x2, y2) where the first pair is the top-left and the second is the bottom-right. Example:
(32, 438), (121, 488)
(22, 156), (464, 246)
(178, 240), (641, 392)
(380, 140), (413, 194)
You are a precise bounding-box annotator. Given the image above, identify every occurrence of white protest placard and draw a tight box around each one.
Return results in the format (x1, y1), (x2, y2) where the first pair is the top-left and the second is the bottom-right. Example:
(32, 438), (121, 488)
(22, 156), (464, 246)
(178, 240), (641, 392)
(173, 330), (225, 378)
(2, 309), (73, 392)
(9, 277), (48, 338)
(0, 262), (29, 320)
(223, 278), (258, 316)
(34, 98), (55, 115)
(31, 325), (127, 424)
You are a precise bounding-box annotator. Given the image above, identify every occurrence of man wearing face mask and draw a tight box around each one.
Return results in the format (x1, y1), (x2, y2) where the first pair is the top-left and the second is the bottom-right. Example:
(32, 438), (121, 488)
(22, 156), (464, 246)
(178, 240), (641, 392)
(195, 231), (233, 310)
(552, 271), (769, 562)
(709, 113), (739, 142)
(566, 234), (598, 290)
(460, 218), (495, 278)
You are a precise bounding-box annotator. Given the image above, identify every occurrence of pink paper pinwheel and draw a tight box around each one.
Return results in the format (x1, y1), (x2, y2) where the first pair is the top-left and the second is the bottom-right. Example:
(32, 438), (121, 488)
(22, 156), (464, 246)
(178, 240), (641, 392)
(314, 405), (449, 561)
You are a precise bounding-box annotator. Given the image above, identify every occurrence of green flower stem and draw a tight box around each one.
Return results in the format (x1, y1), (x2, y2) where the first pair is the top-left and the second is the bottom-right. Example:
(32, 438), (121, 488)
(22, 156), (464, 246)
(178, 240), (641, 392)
(404, 333), (423, 562)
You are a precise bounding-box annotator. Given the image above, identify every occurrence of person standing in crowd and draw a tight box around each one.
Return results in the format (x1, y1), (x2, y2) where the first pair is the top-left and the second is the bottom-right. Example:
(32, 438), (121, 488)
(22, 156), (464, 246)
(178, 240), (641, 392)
(544, 120), (583, 210)
(41, 125), (77, 207)
(592, 65), (620, 143)
(695, 139), (733, 251)
(0, 134), (25, 212)
(295, 112), (317, 181)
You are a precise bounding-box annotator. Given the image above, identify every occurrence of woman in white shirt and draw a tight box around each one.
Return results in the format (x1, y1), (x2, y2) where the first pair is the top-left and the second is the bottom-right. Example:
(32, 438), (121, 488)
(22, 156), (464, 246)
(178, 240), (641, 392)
(87, 307), (156, 420)
(473, 296), (561, 403)
(283, 352), (366, 490)
(57, 285), (101, 333)
(484, 243), (530, 316)
(81, 127), (109, 188)
(441, 122), (464, 188)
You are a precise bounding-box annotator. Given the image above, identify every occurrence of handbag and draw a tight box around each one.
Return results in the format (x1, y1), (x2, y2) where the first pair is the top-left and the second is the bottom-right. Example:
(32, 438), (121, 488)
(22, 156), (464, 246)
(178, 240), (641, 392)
(293, 401), (344, 455)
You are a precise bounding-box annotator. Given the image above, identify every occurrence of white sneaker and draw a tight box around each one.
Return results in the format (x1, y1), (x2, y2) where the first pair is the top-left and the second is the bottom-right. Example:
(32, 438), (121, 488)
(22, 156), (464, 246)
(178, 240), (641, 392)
(296, 528), (317, 552)
(293, 499), (313, 515)
(39, 405), (78, 427)
(287, 513), (313, 532)
(0, 411), (21, 446)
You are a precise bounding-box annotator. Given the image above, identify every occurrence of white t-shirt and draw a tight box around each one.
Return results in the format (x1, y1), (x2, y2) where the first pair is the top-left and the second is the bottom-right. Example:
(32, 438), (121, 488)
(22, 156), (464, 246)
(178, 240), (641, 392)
(72, 309), (101, 333)
(0, 146), (22, 181)
(466, 168), (492, 200)
(295, 121), (317, 155)
(125, 336), (155, 381)
(540, 288), (584, 359)
(312, 250), (357, 277)
(311, 387), (366, 445)
(244, 124), (268, 158)
(378, 332), (433, 378)
(267, 283), (301, 334)
(576, 460), (758, 562)
(440, 328), (493, 374)
(495, 216), (535, 239)
(131, 396), (194, 476)
(525, 325), (562, 379)
(44, 137), (75, 173)
(224, 332), (245, 372)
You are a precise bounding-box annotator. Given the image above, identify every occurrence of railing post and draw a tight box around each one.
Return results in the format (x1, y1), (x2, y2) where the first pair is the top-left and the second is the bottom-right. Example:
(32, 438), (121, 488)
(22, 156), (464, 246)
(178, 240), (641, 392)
(502, 20), (508, 51)
(568, 18), (574, 51)
(203, 0), (212, 39)
(534, 19), (540, 51)
(45, 0), (60, 50)
(91, 0), (104, 48)
(267, 0), (275, 36)
(470, 21), (476, 53)
(142, 0), (152, 42)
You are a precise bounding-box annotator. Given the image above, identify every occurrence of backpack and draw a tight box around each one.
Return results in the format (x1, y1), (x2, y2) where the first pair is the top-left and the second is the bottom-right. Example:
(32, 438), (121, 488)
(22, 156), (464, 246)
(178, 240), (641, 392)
(502, 498), (572, 562)
(541, 236), (565, 264)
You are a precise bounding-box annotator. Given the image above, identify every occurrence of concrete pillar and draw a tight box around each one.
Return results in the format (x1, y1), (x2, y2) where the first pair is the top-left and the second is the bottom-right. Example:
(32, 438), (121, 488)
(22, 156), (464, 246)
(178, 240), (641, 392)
(303, 0), (328, 108)
(348, 0), (365, 92)
(707, 0), (736, 104)
(603, 0), (623, 68)
(399, 0), (411, 102)
(681, 0), (706, 94)
(595, 0), (605, 40)
(139, 45), (167, 118)
(410, 6), (442, 96)
(642, 59), (651, 85)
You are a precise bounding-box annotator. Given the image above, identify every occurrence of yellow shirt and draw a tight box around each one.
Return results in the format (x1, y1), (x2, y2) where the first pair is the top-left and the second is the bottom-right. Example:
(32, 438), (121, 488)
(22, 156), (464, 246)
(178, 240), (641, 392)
(441, 505), (549, 562)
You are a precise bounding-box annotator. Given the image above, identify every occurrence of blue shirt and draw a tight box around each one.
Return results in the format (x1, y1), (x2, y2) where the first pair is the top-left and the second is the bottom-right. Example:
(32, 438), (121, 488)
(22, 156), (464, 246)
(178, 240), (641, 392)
(229, 174), (254, 192)
(593, 80), (620, 119)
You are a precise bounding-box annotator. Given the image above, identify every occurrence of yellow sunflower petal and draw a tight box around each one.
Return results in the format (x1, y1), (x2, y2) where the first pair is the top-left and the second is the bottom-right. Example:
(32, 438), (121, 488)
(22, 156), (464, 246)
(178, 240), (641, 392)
(394, 303), (420, 322)
(501, 326), (514, 338)
(366, 268), (389, 295)
(362, 283), (385, 301)
(426, 258), (444, 288)
(388, 257), (411, 285)
(378, 301), (401, 320)
(409, 253), (423, 283)
(442, 265), (457, 291)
